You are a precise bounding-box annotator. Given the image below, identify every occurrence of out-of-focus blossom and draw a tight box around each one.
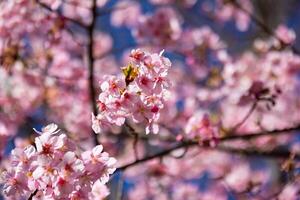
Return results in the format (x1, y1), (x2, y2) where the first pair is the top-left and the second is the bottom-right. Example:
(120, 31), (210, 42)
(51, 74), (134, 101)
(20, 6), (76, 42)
(133, 8), (182, 47)
(275, 25), (296, 45)
(278, 183), (300, 200)
(185, 112), (219, 144)
(202, 0), (253, 31)
(111, 1), (141, 27)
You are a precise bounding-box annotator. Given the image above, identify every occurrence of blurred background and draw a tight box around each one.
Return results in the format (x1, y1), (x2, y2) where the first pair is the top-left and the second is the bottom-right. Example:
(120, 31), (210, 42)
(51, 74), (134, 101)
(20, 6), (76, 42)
(1, 0), (300, 199)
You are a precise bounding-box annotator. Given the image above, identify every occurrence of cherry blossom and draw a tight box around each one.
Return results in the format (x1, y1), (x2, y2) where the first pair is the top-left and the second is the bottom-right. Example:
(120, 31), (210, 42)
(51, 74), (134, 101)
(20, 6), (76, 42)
(92, 49), (172, 135)
(1, 0), (300, 199)
(0, 124), (116, 200)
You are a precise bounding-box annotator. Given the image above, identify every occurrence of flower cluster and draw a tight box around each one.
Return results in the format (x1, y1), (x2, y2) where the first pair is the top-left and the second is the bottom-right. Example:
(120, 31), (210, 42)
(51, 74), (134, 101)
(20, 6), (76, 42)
(0, 124), (116, 200)
(1, 0), (300, 199)
(133, 8), (182, 46)
(184, 112), (219, 145)
(202, 0), (253, 31)
(111, 1), (141, 27)
(179, 27), (227, 79)
(254, 25), (296, 52)
(92, 49), (172, 134)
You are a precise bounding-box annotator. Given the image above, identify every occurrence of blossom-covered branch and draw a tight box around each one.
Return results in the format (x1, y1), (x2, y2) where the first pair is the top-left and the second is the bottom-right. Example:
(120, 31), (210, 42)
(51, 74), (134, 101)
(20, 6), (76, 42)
(35, 0), (87, 28)
(118, 123), (300, 170)
(230, 0), (300, 54)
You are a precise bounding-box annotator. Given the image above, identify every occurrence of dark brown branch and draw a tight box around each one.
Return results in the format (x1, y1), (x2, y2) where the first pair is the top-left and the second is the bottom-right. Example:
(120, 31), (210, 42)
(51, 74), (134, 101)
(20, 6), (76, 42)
(87, 0), (98, 116)
(117, 124), (300, 170)
(87, 0), (99, 145)
(118, 141), (299, 171)
(222, 124), (300, 141)
(216, 146), (298, 159)
(35, 0), (87, 28)
(28, 189), (38, 200)
(126, 123), (300, 144)
(117, 142), (188, 171)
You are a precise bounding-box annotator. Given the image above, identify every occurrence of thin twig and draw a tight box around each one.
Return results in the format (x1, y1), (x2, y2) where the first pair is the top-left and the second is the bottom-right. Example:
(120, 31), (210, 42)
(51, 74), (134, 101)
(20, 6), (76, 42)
(125, 122), (140, 160)
(231, 101), (257, 132)
(222, 124), (300, 141)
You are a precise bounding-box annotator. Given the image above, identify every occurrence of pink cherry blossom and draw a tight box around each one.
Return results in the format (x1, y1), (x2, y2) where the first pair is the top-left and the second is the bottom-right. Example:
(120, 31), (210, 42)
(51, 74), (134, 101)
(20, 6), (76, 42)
(1, 1), (300, 199)
(185, 112), (219, 143)
(275, 25), (296, 45)
(92, 49), (172, 134)
(0, 124), (116, 199)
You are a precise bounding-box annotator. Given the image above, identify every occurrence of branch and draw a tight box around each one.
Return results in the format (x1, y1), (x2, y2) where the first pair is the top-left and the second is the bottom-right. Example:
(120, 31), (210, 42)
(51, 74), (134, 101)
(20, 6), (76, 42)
(231, 0), (300, 54)
(125, 123), (300, 144)
(118, 141), (300, 171)
(35, 0), (87, 28)
(28, 190), (38, 200)
(125, 123), (140, 160)
(117, 124), (300, 170)
(222, 124), (300, 141)
(216, 146), (299, 159)
(87, 0), (99, 145)
(231, 101), (257, 131)
(117, 142), (187, 171)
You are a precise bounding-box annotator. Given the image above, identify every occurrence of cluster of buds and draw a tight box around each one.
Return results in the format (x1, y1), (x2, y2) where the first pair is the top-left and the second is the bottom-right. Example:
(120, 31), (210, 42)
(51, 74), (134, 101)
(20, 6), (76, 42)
(92, 49), (172, 134)
(1, 124), (116, 200)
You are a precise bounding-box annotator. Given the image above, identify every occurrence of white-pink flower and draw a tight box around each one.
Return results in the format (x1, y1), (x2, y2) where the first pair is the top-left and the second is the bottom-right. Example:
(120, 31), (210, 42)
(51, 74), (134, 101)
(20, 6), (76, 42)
(1, 124), (116, 199)
(92, 49), (172, 134)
